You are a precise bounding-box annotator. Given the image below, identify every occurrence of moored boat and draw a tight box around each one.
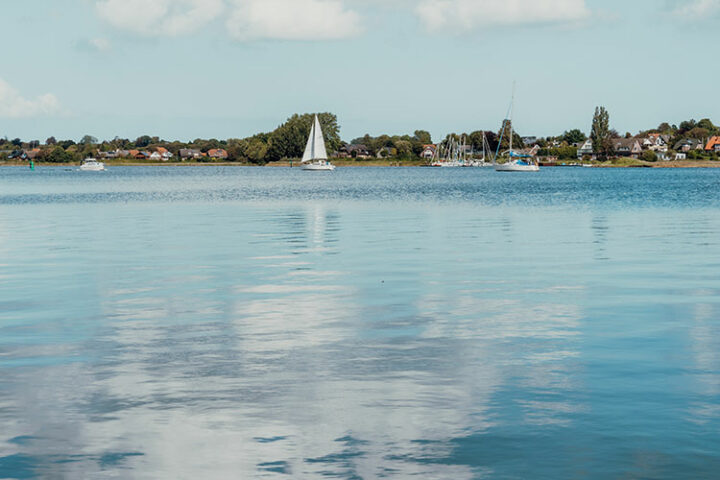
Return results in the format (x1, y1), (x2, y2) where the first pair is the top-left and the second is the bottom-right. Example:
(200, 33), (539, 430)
(494, 85), (539, 173)
(79, 158), (106, 171)
(495, 160), (540, 172)
(301, 115), (335, 171)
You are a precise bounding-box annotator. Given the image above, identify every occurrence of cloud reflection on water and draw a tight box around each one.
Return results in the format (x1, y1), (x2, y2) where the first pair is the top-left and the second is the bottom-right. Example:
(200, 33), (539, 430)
(2, 197), (720, 478)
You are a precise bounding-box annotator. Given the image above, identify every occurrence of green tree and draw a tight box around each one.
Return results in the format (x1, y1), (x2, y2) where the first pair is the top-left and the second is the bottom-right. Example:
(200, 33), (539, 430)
(267, 112), (341, 162)
(686, 127), (710, 140)
(678, 120), (697, 134)
(591, 106), (612, 159)
(46, 146), (75, 163)
(135, 135), (152, 148)
(413, 130), (432, 145)
(656, 122), (673, 134)
(79, 135), (98, 145)
(45, 136), (57, 145)
(496, 120), (524, 151)
(562, 129), (586, 144)
(697, 118), (716, 133)
(394, 140), (413, 158)
(245, 138), (268, 164)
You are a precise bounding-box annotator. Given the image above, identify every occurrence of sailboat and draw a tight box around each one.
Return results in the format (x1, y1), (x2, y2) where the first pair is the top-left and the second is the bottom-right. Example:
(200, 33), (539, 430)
(495, 85), (539, 172)
(301, 115), (336, 171)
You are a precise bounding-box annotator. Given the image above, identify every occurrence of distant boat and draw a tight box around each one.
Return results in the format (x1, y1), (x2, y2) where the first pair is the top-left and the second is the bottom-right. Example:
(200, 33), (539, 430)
(301, 115), (335, 171)
(495, 85), (539, 173)
(79, 158), (106, 171)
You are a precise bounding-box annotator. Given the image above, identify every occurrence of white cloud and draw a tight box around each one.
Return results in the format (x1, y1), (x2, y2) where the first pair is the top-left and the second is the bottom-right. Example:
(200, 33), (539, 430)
(226, 0), (363, 41)
(672, 0), (720, 17)
(96, 0), (224, 36)
(415, 0), (591, 32)
(93, 0), (591, 40)
(77, 37), (112, 53)
(0, 78), (61, 118)
(89, 37), (112, 51)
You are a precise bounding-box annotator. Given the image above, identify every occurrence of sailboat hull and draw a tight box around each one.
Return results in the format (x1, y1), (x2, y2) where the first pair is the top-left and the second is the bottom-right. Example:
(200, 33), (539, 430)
(495, 163), (539, 172)
(301, 162), (335, 171)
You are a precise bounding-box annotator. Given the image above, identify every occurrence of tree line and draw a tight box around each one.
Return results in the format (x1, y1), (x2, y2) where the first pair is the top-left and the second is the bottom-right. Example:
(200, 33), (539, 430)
(2, 110), (718, 164)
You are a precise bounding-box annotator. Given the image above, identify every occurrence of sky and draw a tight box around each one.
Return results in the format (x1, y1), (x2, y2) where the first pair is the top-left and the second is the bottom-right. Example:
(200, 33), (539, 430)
(0, 0), (718, 143)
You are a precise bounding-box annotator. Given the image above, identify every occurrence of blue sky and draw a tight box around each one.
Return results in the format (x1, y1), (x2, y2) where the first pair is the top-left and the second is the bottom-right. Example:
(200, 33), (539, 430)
(0, 0), (718, 143)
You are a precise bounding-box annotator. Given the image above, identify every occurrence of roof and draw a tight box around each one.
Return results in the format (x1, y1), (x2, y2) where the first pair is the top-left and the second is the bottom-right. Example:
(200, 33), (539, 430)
(673, 138), (703, 149)
(207, 148), (228, 157)
(613, 138), (640, 149)
(706, 136), (720, 150)
(156, 147), (169, 154)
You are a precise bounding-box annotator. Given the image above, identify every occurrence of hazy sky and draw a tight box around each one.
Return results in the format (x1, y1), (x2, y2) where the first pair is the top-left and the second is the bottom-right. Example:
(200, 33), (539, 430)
(0, 0), (718, 143)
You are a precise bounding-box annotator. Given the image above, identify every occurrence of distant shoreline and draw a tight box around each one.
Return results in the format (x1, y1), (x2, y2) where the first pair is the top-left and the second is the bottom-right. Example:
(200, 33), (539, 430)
(2, 160), (720, 168)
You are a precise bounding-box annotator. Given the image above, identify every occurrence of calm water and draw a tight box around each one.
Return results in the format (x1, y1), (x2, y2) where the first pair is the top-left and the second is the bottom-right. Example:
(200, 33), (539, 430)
(1, 166), (720, 479)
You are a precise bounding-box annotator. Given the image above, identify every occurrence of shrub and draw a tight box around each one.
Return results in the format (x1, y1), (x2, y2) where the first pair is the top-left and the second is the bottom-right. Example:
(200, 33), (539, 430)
(641, 150), (658, 162)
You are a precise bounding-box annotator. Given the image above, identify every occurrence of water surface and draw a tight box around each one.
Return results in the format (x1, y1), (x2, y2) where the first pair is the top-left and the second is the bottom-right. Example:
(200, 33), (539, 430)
(1, 167), (719, 478)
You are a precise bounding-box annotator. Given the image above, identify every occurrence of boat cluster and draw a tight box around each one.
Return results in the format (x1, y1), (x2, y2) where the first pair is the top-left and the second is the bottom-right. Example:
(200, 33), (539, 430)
(430, 134), (492, 168)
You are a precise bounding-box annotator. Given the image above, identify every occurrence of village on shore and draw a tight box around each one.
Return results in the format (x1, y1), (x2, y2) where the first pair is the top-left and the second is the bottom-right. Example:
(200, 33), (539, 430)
(2, 113), (719, 167)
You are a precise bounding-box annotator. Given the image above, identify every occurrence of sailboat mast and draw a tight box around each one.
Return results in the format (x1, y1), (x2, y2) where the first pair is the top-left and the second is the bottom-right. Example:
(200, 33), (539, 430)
(482, 131), (486, 161)
(509, 83), (515, 155)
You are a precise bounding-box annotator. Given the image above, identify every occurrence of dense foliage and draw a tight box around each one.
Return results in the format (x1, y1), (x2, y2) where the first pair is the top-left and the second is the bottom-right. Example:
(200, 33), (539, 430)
(2, 111), (718, 164)
(591, 106), (613, 159)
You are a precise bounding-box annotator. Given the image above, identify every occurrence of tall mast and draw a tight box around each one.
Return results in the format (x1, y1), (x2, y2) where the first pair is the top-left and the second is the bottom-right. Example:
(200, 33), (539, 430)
(509, 82), (515, 155)
(482, 131), (486, 161)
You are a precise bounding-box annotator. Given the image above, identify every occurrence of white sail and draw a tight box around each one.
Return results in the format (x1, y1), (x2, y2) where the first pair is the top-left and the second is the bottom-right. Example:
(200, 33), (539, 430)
(302, 115), (328, 163)
(302, 119), (315, 162)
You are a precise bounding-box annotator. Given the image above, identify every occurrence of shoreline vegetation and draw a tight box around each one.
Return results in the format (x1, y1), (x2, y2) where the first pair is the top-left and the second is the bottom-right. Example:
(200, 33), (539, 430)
(2, 111), (719, 169)
(3, 159), (720, 168)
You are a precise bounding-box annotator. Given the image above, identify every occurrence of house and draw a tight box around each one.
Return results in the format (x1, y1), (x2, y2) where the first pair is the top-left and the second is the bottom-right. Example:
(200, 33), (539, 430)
(339, 144), (371, 159)
(155, 147), (173, 160)
(25, 148), (41, 160)
(674, 153), (687, 160)
(128, 149), (147, 159)
(97, 150), (118, 159)
(420, 144), (437, 160)
(705, 136), (720, 152)
(576, 139), (594, 159)
(673, 138), (704, 152)
(179, 148), (201, 159)
(641, 134), (669, 152)
(207, 148), (228, 159)
(149, 151), (162, 160)
(613, 138), (643, 157)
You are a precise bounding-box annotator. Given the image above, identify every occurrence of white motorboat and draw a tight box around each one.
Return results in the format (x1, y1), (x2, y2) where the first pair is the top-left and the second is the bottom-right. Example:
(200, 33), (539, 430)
(79, 158), (106, 171)
(301, 115), (335, 171)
